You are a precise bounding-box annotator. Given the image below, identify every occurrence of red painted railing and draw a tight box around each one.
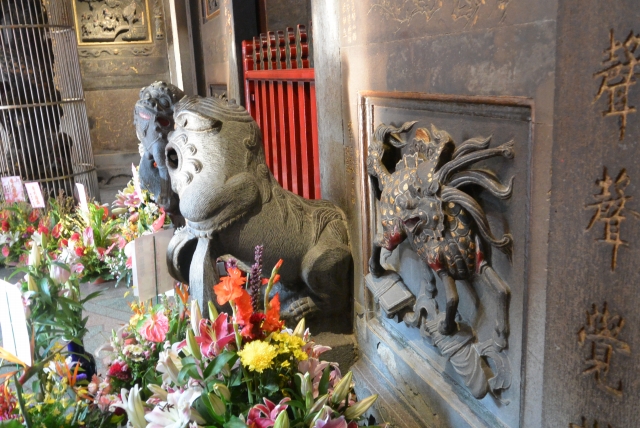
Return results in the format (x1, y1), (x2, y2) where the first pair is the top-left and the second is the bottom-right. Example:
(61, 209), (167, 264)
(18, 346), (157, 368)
(242, 25), (320, 199)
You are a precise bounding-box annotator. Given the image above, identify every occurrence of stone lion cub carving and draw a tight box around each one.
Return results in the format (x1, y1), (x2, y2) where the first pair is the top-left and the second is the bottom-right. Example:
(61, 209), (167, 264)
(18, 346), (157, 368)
(165, 96), (352, 333)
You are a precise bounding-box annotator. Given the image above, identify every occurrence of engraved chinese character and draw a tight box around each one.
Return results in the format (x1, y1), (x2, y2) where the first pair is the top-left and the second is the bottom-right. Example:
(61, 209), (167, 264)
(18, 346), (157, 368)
(585, 168), (640, 270)
(570, 417), (613, 428)
(577, 303), (630, 397)
(594, 29), (640, 141)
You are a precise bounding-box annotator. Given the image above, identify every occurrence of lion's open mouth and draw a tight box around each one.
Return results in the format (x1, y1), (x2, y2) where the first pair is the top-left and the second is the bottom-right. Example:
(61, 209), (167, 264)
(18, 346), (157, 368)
(403, 216), (421, 232)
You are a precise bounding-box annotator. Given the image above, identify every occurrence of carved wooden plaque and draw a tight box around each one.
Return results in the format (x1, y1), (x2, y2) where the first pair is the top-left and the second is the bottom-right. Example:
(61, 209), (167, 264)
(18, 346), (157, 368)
(357, 91), (532, 427)
(72, 0), (153, 46)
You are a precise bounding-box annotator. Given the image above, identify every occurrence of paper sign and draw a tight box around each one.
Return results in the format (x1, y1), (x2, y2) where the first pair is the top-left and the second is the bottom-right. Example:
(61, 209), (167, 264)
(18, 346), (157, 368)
(133, 228), (176, 302)
(1, 176), (25, 203)
(0, 279), (31, 366)
(75, 183), (88, 213)
(24, 182), (46, 208)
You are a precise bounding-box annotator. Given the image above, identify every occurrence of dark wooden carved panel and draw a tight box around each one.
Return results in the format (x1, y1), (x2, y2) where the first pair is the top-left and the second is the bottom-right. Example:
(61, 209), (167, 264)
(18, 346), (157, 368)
(356, 91), (532, 428)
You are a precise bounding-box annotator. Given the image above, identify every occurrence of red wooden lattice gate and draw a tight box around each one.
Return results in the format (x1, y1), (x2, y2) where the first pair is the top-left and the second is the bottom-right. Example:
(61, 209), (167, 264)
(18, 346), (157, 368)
(242, 25), (320, 199)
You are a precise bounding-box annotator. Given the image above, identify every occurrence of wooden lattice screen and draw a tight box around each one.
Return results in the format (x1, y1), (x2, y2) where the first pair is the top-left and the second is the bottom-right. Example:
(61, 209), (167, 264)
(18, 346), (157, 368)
(242, 25), (320, 199)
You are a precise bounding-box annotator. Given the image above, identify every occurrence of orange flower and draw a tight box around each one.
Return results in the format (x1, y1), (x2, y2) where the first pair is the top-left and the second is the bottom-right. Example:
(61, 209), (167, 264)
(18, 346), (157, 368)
(175, 283), (190, 306)
(213, 267), (246, 305)
(261, 274), (280, 285)
(235, 289), (253, 326)
(262, 293), (284, 333)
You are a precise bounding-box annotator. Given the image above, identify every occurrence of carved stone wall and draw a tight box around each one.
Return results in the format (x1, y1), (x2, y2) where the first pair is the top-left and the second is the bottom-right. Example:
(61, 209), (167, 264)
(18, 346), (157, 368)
(543, 2), (640, 427)
(74, 0), (170, 155)
(311, 0), (557, 426)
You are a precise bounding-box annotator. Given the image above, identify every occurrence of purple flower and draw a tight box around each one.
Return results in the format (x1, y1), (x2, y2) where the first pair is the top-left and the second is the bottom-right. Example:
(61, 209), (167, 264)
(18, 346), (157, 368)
(248, 244), (264, 311)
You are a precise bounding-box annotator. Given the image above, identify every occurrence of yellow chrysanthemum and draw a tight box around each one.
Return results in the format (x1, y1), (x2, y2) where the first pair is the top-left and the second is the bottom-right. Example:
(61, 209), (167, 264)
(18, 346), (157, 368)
(238, 340), (277, 373)
(271, 332), (308, 361)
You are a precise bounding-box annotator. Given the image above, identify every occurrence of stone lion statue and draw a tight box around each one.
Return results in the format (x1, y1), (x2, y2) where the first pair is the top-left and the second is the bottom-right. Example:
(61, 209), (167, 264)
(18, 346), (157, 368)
(165, 96), (352, 333)
(134, 81), (185, 226)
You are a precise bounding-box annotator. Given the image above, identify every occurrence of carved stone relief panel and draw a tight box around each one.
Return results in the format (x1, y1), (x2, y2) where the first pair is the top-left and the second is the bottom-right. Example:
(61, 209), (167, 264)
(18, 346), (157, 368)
(357, 92), (532, 427)
(73, 0), (153, 45)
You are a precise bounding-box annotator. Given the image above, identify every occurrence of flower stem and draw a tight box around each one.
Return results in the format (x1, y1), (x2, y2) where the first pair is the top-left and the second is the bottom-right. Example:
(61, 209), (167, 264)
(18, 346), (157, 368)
(230, 301), (254, 405)
(14, 372), (32, 428)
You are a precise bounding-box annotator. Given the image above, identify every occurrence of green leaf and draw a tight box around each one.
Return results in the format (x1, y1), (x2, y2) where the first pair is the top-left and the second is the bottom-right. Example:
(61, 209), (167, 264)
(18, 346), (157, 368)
(205, 351), (238, 379)
(194, 395), (223, 424)
(38, 278), (52, 303)
(0, 419), (23, 427)
(50, 261), (70, 271)
(80, 290), (103, 303)
(318, 365), (331, 396)
(223, 416), (249, 428)
(263, 382), (279, 394)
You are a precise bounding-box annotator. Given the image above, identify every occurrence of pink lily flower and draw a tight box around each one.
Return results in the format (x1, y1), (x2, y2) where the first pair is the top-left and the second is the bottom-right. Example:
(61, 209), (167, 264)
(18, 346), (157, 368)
(178, 314), (235, 359)
(313, 416), (358, 428)
(247, 397), (291, 428)
(83, 227), (94, 247)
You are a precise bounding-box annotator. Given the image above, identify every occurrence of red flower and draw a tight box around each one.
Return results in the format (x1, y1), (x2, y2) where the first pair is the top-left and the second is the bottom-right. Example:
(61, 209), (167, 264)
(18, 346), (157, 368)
(107, 360), (132, 381)
(0, 383), (18, 422)
(262, 293), (284, 333)
(213, 267), (246, 306)
(241, 312), (266, 341)
(51, 223), (62, 238)
(25, 226), (34, 234)
(75, 246), (85, 257)
(234, 289), (253, 326)
(70, 232), (80, 242)
(60, 238), (69, 247)
(1, 221), (8, 232)
(1, 246), (8, 258)
(37, 225), (49, 235)
(28, 210), (38, 223)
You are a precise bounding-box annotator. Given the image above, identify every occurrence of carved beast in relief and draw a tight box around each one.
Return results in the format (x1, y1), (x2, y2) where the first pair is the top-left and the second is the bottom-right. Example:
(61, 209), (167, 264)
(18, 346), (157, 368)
(165, 96), (352, 333)
(367, 121), (514, 398)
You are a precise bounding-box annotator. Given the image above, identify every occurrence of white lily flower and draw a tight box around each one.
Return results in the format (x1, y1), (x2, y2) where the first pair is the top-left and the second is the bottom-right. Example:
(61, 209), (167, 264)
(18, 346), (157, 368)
(147, 384), (168, 402)
(145, 387), (205, 427)
(190, 299), (202, 336)
(114, 385), (147, 428)
(156, 347), (183, 386)
(27, 241), (41, 268)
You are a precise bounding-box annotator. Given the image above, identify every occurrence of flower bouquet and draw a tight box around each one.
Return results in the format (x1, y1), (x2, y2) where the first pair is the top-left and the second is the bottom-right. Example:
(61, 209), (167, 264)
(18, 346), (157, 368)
(59, 201), (120, 283)
(0, 203), (40, 266)
(0, 191), (75, 267)
(111, 249), (383, 428)
(106, 167), (169, 287)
